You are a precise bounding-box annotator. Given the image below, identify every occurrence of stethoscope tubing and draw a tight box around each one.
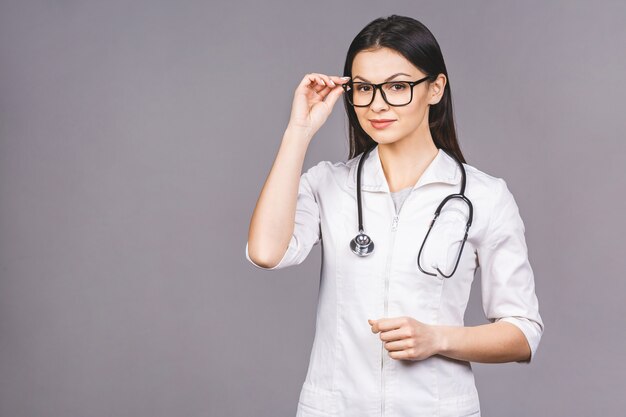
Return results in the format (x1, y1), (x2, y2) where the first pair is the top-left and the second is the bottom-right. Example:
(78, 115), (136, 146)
(350, 146), (474, 278)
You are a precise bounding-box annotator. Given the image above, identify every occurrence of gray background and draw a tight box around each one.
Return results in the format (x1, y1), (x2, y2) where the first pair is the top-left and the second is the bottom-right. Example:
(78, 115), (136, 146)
(1, 1), (624, 416)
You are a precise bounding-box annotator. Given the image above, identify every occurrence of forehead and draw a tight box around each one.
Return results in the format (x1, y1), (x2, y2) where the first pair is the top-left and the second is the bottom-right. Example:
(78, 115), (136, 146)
(352, 48), (422, 81)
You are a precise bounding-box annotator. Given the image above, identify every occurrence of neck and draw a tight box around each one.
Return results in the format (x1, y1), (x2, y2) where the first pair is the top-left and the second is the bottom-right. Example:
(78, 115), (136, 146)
(377, 135), (439, 193)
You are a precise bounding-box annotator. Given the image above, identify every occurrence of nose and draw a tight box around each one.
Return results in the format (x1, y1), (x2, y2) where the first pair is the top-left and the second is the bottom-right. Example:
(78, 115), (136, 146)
(370, 85), (389, 111)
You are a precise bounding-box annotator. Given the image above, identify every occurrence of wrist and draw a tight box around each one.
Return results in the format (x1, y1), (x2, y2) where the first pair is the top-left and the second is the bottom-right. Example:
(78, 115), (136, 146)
(285, 123), (314, 142)
(434, 325), (449, 355)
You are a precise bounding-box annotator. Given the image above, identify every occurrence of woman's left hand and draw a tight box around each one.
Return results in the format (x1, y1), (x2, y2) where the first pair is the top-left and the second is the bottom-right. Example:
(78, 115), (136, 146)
(368, 317), (442, 361)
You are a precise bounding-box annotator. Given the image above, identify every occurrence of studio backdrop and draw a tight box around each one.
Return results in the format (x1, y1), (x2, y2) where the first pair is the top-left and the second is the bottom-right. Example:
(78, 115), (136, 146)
(0, 1), (624, 416)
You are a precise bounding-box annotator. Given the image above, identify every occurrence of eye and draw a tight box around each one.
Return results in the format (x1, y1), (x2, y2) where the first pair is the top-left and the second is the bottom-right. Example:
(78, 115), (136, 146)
(355, 83), (372, 92)
(390, 83), (407, 91)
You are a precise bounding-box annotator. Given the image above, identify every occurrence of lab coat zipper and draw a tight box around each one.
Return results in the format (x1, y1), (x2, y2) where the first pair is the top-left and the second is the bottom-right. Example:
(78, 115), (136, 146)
(382, 195), (402, 417)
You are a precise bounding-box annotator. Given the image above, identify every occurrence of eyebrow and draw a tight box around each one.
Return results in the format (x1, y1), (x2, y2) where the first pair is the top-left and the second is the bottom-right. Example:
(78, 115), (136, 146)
(352, 72), (412, 82)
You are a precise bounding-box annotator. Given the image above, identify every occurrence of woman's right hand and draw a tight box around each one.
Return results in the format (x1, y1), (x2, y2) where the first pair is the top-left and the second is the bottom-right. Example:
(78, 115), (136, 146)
(287, 73), (350, 138)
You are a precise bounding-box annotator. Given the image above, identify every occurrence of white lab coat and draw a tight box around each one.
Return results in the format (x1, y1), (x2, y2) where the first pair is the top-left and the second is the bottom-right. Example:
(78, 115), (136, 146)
(245, 145), (544, 417)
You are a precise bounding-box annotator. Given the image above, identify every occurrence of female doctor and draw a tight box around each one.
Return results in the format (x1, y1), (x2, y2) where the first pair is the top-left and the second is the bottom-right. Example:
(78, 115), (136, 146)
(246, 15), (544, 417)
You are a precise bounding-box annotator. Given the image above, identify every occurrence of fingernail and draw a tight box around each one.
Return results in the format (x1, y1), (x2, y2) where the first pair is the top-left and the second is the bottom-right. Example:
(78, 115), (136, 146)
(341, 76), (350, 79)
(329, 80), (335, 87)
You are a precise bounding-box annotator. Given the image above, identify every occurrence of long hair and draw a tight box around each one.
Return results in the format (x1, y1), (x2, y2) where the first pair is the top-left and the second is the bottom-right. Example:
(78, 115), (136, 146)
(342, 15), (465, 163)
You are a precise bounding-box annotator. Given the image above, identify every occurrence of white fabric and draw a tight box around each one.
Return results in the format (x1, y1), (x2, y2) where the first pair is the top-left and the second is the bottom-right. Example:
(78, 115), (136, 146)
(245, 145), (544, 417)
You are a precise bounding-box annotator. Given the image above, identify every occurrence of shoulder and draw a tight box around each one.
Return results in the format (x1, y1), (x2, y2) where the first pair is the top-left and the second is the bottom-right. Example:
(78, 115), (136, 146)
(303, 157), (353, 189)
(460, 161), (516, 207)
(462, 162), (507, 192)
(461, 160), (521, 223)
(462, 162), (524, 240)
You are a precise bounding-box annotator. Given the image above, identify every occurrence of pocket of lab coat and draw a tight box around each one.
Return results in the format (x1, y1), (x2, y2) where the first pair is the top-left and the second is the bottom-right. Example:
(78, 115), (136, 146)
(296, 381), (339, 417)
(438, 385), (481, 417)
(421, 209), (468, 279)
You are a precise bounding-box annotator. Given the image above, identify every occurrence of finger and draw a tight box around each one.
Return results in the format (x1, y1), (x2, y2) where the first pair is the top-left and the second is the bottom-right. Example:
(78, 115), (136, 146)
(383, 339), (410, 351)
(374, 317), (406, 332)
(318, 80), (344, 99)
(379, 327), (409, 342)
(322, 84), (346, 106)
(314, 75), (326, 88)
(368, 319), (379, 333)
(319, 74), (336, 88)
(318, 74), (348, 92)
(388, 349), (410, 360)
(301, 73), (326, 90)
(301, 73), (318, 88)
(324, 75), (351, 90)
(311, 73), (331, 88)
(310, 75), (331, 95)
(313, 84), (330, 95)
(307, 74), (346, 98)
(330, 75), (351, 84)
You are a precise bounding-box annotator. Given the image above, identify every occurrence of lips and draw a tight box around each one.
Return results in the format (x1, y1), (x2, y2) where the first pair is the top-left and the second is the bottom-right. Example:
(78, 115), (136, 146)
(370, 119), (396, 129)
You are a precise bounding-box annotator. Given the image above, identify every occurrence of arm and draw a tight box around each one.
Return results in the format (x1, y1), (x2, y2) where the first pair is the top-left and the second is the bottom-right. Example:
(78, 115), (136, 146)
(458, 178), (544, 364)
(246, 125), (313, 269)
(246, 73), (347, 270)
(435, 320), (531, 363)
(371, 179), (543, 364)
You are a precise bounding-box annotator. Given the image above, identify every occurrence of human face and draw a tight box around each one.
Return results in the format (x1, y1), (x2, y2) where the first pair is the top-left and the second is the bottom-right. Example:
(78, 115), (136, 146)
(350, 47), (445, 146)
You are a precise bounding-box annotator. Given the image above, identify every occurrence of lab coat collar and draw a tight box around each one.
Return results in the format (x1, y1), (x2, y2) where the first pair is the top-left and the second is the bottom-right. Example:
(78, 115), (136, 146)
(346, 144), (461, 193)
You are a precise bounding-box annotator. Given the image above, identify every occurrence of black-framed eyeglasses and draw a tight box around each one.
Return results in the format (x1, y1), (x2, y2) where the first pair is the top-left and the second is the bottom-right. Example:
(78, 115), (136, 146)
(341, 75), (434, 107)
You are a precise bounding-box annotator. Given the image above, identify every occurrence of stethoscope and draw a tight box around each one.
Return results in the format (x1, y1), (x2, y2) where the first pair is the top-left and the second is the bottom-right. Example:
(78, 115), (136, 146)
(349, 146), (474, 278)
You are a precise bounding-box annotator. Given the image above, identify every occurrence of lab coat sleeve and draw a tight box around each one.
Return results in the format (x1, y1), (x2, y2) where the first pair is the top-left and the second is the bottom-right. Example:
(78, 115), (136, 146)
(478, 178), (544, 364)
(245, 162), (323, 271)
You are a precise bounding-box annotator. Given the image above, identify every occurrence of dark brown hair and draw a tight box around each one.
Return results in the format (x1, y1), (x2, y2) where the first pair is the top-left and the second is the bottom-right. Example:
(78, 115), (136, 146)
(342, 15), (466, 163)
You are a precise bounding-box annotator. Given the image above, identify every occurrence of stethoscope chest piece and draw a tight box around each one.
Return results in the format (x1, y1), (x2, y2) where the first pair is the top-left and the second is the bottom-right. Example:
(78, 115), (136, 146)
(350, 232), (374, 257)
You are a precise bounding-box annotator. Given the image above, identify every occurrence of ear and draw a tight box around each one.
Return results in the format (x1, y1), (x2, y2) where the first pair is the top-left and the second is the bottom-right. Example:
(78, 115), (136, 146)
(429, 73), (447, 105)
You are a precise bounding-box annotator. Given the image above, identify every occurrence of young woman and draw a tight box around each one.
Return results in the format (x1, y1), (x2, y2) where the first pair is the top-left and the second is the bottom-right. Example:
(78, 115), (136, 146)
(246, 15), (544, 417)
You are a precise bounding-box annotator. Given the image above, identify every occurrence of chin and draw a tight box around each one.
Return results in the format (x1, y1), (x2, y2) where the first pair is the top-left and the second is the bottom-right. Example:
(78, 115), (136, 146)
(367, 133), (401, 145)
